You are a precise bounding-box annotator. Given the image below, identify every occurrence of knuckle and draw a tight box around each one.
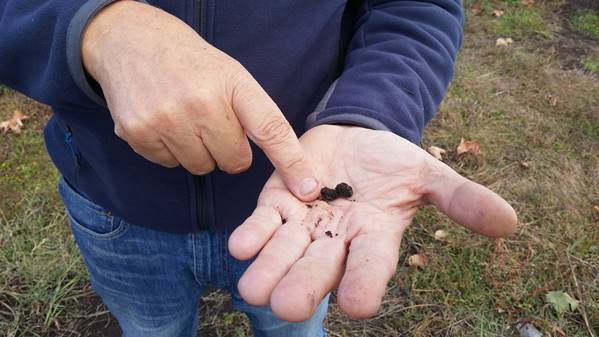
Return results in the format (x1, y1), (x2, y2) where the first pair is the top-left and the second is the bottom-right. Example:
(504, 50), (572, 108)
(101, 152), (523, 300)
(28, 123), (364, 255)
(184, 91), (213, 113)
(118, 120), (149, 140)
(220, 155), (252, 174)
(225, 59), (246, 79)
(188, 160), (215, 176)
(228, 64), (255, 94)
(279, 154), (304, 172)
(113, 125), (125, 139)
(159, 157), (179, 168)
(254, 118), (293, 146)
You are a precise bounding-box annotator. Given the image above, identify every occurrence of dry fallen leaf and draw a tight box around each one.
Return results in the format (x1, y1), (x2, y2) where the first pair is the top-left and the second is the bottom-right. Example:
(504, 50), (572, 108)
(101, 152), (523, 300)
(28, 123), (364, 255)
(408, 254), (428, 267)
(470, 0), (482, 15)
(434, 230), (449, 240)
(594, 206), (599, 214)
(496, 37), (514, 47)
(521, 0), (535, 6)
(456, 138), (482, 155)
(548, 95), (558, 107)
(0, 110), (29, 134)
(427, 146), (447, 160)
(520, 161), (530, 168)
(492, 9), (505, 17)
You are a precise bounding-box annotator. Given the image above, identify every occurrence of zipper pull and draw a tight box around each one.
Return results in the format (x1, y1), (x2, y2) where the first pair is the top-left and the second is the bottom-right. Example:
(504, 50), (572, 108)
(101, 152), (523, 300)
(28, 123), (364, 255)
(64, 126), (81, 169)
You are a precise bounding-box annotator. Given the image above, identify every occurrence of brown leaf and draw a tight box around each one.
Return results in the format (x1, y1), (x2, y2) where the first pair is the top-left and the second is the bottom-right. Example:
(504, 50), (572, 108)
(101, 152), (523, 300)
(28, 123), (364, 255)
(492, 9), (505, 17)
(434, 230), (449, 240)
(496, 37), (514, 47)
(548, 95), (558, 107)
(456, 138), (482, 155)
(470, 0), (483, 15)
(521, 0), (534, 6)
(427, 146), (447, 160)
(408, 254), (428, 267)
(594, 206), (599, 214)
(520, 161), (530, 168)
(0, 110), (29, 134)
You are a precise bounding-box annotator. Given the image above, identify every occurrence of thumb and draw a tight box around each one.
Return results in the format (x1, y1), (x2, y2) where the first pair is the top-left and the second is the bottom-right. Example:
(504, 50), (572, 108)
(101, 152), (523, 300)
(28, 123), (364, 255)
(230, 70), (320, 201)
(423, 160), (518, 238)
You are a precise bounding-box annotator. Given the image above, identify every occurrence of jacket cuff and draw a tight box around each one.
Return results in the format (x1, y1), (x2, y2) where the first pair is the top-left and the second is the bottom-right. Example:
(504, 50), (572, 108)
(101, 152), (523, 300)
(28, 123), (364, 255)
(66, 0), (148, 106)
(305, 80), (422, 144)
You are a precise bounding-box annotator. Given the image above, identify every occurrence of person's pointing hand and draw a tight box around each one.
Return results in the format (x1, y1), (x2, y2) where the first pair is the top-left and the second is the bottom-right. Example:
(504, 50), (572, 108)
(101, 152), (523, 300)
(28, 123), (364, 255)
(82, 0), (320, 200)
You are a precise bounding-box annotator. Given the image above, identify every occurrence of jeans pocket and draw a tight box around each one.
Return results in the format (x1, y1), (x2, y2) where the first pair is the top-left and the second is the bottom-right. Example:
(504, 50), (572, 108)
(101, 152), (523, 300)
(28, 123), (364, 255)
(58, 177), (129, 240)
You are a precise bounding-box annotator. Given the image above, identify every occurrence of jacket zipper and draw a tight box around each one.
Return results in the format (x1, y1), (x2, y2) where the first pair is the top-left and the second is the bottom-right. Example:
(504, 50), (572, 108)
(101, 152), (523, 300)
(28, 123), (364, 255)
(193, 0), (209, 231)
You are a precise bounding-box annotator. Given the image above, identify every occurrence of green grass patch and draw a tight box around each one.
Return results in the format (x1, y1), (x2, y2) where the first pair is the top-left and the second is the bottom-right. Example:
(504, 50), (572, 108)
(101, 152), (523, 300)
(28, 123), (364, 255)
(572, 10), (599, 39)
(581, 56), (599, 73)
(0, 85), (10, 96)
(494, 8), (549, 37)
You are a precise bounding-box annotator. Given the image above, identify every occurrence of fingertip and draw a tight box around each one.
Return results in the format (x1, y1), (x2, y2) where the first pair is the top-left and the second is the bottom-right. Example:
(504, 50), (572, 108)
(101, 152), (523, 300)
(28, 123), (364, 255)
(237, 271), (271, 306)
(459, 184), (519, 238)
(228, 206), (282, 259)
(487, 201), (518, 238)
(284, 175), (320, 202)
(228, 228), (257, 260)
(271, 286), (317, 322)
(337, 280), (382, 320)
(299, 177), (321, 200)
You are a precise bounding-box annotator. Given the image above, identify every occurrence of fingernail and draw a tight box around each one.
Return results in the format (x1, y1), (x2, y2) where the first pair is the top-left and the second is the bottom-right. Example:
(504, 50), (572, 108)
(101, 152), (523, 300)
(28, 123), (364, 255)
(300, 178), (319, 196)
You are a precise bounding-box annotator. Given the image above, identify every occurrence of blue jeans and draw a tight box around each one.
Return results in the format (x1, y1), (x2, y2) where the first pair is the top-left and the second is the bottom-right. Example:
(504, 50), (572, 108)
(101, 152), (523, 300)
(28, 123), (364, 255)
(58, 178), (329, 337)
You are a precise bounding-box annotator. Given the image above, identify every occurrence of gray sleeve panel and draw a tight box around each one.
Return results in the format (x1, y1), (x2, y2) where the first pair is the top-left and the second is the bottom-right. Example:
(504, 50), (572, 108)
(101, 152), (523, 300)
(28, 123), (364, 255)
(306, 79), (337, 128)
(306, 79), (390, 132)
(67, 0), (149, 107)
(306, 113), (391, 132)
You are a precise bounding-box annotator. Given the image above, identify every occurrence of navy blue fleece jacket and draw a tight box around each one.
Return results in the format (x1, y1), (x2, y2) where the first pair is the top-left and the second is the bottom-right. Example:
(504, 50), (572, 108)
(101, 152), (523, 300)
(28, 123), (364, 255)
(0, 0), (463, 232)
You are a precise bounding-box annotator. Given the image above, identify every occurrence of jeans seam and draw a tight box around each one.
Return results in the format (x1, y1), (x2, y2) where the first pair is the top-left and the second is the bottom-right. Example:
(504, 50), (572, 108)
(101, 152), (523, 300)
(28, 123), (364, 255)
(67, 212), (129, 240)
(191, 234), (203, 286)
(222, 232), (229, 287)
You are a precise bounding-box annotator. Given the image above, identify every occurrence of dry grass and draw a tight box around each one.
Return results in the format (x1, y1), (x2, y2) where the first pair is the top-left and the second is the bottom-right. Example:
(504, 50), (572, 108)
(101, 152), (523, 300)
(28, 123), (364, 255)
(1, 0), (598, 336)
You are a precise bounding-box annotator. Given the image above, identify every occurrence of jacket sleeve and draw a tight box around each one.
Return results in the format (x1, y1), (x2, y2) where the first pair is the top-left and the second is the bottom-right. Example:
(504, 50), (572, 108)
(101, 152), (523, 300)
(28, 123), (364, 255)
(0, 0), (136, 108)
(306, 0), (464, 144)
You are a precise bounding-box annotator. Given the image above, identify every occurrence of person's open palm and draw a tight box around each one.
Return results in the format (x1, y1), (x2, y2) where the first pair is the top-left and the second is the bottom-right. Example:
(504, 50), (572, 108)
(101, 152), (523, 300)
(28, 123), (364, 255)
(229, 125), (517, 321)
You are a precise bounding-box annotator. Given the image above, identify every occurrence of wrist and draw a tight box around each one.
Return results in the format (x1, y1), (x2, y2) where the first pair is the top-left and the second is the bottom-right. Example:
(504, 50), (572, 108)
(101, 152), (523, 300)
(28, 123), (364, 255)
(81, 0), (144, 81)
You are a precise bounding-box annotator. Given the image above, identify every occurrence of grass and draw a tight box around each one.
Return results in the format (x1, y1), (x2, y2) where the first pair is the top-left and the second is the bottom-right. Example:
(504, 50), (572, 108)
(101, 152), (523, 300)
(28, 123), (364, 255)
(1, 1), (599, 336)
(572, 10), (599, 39)
(0, 92), (92, 337)
(493, 8), (550, 37)
(582, 56), (599, 72)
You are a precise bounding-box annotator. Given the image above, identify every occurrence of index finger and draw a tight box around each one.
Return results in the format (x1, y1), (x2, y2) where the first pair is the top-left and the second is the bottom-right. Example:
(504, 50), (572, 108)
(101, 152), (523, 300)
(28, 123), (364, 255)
(230, 71), (320, 201)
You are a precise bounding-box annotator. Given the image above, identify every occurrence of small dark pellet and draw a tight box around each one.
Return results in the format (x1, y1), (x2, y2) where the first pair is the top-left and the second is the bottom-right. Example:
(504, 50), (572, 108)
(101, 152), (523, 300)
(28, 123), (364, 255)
(282, 218), (287, 224)
(335, 183), (353, 198)
(325, 231), (333, 238)
(320, 187), (338, 201)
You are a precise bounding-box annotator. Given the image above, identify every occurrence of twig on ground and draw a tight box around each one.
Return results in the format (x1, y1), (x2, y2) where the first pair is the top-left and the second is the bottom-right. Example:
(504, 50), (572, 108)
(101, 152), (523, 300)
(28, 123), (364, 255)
(570, 255), (599, 272)
(568, 254), (596, 337)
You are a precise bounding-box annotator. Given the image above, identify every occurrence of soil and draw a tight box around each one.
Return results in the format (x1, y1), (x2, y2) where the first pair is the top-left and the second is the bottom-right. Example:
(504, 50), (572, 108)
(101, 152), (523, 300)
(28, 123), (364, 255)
(46, 294), (121, 337)
(319, 182), (354, 202)
(320, 187), (338, 201)
(552, 0), (599, 72)
(334, 183), (353, 198)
